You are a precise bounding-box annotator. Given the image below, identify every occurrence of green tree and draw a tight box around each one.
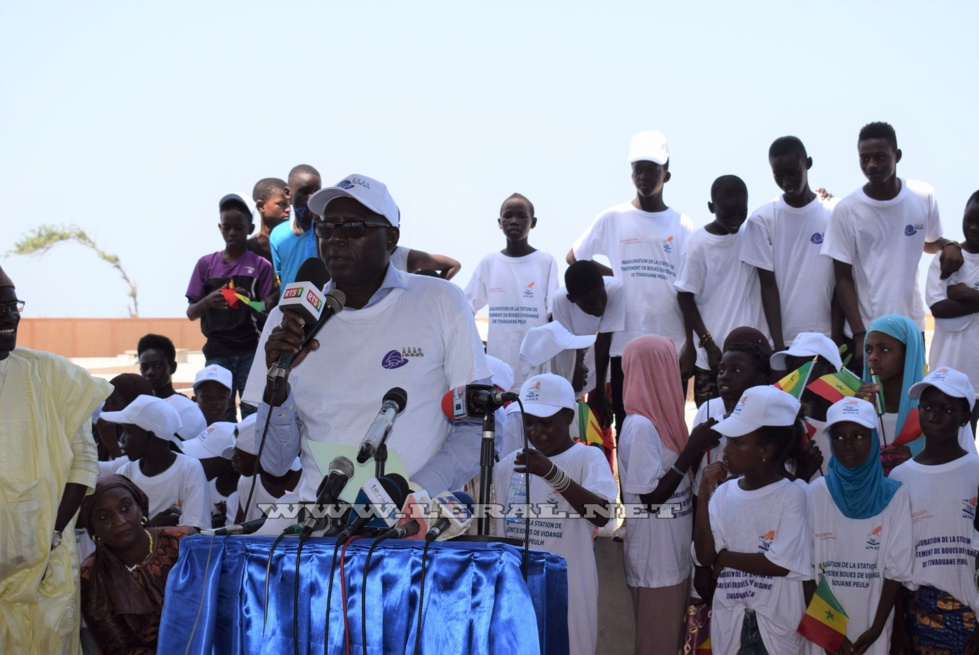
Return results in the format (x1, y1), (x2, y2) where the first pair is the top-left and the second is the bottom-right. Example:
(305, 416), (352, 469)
(5, 224), (139, 316)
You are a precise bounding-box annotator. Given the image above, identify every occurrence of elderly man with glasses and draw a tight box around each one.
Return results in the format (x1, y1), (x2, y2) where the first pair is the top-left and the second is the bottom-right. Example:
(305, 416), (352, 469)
(0, 265), (113, 654)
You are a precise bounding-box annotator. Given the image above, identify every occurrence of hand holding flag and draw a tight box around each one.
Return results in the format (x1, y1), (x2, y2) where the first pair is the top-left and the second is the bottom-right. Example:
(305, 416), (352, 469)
(798, 575), (849, 652)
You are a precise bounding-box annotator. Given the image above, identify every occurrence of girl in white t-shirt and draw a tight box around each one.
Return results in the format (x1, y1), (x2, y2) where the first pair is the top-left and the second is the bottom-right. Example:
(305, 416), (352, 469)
(617, 335), (718, 655)
(695, 386), (811, 654)
(889, 367), (979, 653)
(806, 397), (911, 655)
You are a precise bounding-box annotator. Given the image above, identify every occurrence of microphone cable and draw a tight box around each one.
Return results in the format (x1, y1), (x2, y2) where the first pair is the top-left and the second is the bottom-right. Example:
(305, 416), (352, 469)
(412, 540), (433, 655)
(339, 535), (365, 655)
(182, 534), (218, 655)
(361, 535), (391, 655)
(263, 526), (292, 633)
(513, 397), (531, 581)
(323, 539), (344, 655)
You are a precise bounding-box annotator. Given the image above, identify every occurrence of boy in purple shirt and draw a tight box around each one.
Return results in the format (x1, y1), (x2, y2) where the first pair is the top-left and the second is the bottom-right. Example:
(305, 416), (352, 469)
(186, 193), (275, 420)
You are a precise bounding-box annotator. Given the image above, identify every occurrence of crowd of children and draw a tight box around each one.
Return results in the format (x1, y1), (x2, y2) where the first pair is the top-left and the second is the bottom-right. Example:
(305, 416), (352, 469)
(70, 122), (979, 655)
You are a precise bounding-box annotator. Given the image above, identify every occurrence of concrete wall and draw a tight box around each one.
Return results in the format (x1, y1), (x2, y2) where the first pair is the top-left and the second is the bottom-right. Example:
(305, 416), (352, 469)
(16, 318), (205, 358)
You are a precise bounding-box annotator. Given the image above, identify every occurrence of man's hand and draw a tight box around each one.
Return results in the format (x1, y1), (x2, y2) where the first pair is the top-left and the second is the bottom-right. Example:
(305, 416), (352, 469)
(148, 506), (181, 527)
(687, 418), (720, 457)
(705, 340), (722, 371)
(264, 311), (316, 371)
(203, 288), (231, 311)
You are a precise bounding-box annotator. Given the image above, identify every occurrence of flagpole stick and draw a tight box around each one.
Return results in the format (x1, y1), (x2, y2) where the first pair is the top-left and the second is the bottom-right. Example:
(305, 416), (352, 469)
(870, 367), (888, 446)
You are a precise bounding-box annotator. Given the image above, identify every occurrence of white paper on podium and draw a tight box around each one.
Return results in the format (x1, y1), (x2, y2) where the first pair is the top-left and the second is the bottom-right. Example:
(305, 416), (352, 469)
(307, 442), (409, 504)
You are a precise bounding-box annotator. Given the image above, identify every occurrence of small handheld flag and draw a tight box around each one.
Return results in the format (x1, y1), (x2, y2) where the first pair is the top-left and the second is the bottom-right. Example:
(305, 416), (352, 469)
(798, 575), (848, 651)
(773, 357), (817, 400)
(806, 368), (864, 404)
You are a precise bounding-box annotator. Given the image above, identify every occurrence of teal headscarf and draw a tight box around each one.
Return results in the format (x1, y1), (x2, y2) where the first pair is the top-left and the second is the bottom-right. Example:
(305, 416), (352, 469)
(863, 314), (926, 454)
(825, 421), (900, 519)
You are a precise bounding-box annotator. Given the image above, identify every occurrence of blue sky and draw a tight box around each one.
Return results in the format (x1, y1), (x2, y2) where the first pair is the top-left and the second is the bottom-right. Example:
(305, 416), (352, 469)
(2, 1), (977, 318)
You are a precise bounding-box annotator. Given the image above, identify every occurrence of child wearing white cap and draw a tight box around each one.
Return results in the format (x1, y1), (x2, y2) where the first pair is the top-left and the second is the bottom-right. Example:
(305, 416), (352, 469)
(181, 422), (239, 528)
(193, 364), (234, 426)
(568, 130), (696, 434)
(99, 395), (210, 530)
(465, 193), (559, 390)
(694, 385), (812, 654)
(805, 397), (912, 655)
(889, 367), (979, 652)
(493, 374), (618, 655)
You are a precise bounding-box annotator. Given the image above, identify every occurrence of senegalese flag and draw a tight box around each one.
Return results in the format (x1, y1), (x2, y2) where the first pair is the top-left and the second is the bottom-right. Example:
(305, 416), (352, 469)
(773, 357), (816, 400)
(577, 400), (605, 449)
(220, 287), (265, 313)
(797, 575), (848, 651)
(694, 636), (711, 654)
(892, 408), (923, 447)
(806, 368), (864, 403)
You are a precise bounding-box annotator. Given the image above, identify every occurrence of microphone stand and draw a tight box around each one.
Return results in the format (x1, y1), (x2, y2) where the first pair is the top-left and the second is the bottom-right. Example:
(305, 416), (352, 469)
(477, 411), (495, 536)
(374, 442), (388, 478)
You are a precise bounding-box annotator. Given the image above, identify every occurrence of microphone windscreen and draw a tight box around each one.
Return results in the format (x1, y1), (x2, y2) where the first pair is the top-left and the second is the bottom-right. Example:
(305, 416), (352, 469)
(382, 387), (408, 412)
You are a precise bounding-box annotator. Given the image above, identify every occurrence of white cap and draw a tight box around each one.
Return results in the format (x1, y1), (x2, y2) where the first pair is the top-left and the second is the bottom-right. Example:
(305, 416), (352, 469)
(713, 386), (801, 438)
(218, 192), (255, 219)
(519, 322), (596, 369)
(165, 394), (208, 441)
(485, 355), (515, 393)
(181, 422), (236, 460)
(770, 332), (843, 372)
(234, 414), (302, 471)
(824, 397), (878, 433)
(909, 366), (977, 410)
(193, 364), (233, 392)
(307, 174), (400, 227)
(99, 394), (183, 445)
(519, 373), (576, 418)
(628, 130), (669, 165)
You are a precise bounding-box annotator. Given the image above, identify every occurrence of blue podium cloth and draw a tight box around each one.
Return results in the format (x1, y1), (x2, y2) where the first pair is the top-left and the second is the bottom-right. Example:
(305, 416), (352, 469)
(158, 535), (569, 655)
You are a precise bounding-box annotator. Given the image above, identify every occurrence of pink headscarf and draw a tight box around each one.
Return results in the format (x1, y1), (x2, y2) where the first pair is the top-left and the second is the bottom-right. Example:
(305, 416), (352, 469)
(622, 335), (689, 455)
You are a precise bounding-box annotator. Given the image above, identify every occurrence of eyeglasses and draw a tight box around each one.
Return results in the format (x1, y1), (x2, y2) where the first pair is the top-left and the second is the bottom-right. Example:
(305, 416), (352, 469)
(0, 300), (25, 315)
(312, 219), (390, 239)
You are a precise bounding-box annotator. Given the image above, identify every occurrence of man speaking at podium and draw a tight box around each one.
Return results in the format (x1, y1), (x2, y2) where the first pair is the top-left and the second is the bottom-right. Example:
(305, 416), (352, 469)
(243, 174), (490, 500)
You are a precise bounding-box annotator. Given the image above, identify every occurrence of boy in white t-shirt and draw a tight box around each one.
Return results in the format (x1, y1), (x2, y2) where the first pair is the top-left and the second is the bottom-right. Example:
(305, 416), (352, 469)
(821, 121), (963, 373)
(494, 374), (618, 655)
(180, 421), (240, 528)
(568, 130), (696, 432)
(741, 136), (837, 351)
(99, 395), (210, 530)
(465, 193), (559, 389)
(676, 174), (767, 407)
(550, 260), (626, 428)
(926, 190), (979, 433)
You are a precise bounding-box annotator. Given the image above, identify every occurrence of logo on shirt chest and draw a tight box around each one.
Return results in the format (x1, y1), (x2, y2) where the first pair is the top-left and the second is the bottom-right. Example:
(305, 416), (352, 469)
(962, 496), (977, 520)
(523, 281), (536, 299)
(757, 529), (776, 552)
(810, 233), (823, 245)
(904, 223), (925, 236)
(380, 347), (425, 370)
(866, 525), (882, 550)
(662, 235), (674, 254)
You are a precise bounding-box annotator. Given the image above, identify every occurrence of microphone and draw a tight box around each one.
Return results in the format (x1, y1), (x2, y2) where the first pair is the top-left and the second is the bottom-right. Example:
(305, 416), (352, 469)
(381, 490), (434, 540)
(267, 258), (334, 381)
(425, 491), (476, 542)
(299, 456), (355, 541)
(202, 517), (268, 536)
(442, 385), (518, 420)
(356, 388), (409, 464)
(336, 475), (410, 541)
